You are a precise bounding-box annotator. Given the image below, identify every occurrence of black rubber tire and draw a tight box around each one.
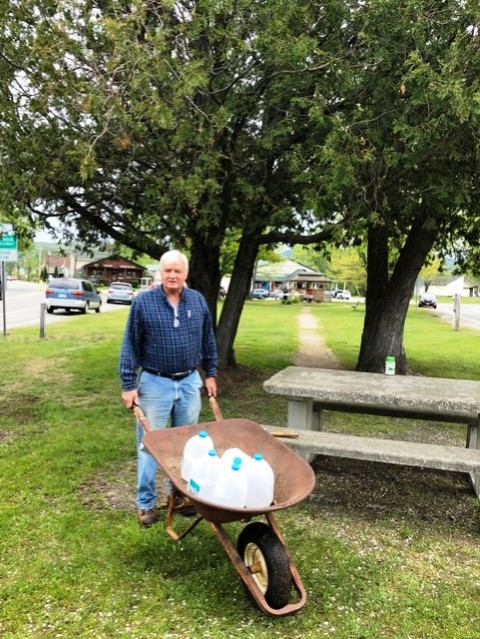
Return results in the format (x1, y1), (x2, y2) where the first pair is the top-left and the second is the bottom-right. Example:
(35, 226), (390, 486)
(95, 302), (101, 313)
(81, 303), (88, 315)
(46, 307), (54, 314)
(237, 522), (292, 610)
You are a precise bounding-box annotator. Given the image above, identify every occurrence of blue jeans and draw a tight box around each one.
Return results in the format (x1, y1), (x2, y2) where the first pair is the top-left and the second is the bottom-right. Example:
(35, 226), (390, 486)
(136, 370), (203, 509)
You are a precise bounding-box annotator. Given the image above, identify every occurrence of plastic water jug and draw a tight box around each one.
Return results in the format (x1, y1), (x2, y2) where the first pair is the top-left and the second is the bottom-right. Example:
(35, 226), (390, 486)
(244, 452), (275, 509)
(212, 458), (247, 508)
(220, 447), (251, 470)
(199, 450), (222, 502)
(181, 430), (214, 482)
(187, 449), (221, 501)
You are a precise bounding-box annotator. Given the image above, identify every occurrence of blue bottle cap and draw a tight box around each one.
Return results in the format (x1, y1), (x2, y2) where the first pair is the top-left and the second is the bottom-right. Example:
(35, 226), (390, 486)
(232, 461), (241, 471)
(253, 453), (263, 461)
(198, 430), (208, 438)
(208, 449), (217, 457)
(233, 456), (242, 466)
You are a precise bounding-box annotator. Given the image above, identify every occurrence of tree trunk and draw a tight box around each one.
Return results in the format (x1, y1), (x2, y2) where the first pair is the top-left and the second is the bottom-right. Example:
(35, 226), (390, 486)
(357, 213), (438, 374)
(188, 235), (222, 327)
(216, 229), (260, 368)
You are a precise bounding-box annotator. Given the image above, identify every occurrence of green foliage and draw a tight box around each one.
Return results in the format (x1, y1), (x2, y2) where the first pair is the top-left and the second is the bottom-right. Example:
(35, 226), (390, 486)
(3, 0), (480, 372)
(291, 245), (330, 273)
(0, 0), (349, 253)
(327, 247), (367, 294)
(420, 257), (443, 290)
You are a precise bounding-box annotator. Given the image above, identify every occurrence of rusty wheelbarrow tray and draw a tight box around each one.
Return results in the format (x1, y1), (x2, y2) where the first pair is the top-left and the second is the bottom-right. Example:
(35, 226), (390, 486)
(134, 399), (315, 617)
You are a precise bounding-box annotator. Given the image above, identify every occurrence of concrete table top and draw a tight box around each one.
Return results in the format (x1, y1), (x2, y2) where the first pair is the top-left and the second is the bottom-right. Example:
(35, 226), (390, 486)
(263, 367), (480, 424)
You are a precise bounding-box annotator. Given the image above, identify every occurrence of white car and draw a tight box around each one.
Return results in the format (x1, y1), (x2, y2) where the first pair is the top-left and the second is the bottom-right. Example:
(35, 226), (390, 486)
(250, 288), (269, 299)
(106, 282), (135, 305)
(418, 292), (437, 308)
(336, 289), (352, 300)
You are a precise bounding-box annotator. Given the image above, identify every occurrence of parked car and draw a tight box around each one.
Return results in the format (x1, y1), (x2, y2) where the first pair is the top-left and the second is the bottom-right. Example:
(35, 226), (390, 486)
(269, 289), (288, 300)
(250, 288), (269, 299)
(418, 292), (437, 308)
(45, 278), (102, 314)
(336, 289), (352, 300)
(106, 282), (135, 305)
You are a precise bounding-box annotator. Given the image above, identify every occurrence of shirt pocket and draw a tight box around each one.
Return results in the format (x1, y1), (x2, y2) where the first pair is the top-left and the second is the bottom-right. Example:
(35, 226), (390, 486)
(185, 308), (202, 334)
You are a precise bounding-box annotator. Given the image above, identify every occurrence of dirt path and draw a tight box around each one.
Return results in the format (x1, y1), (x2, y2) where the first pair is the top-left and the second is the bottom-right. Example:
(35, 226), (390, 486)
(294, 307), (341, 369)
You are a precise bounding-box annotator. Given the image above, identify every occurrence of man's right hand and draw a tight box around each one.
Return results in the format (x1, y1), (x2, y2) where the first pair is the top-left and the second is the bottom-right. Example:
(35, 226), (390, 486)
(122, 389), (138, 410)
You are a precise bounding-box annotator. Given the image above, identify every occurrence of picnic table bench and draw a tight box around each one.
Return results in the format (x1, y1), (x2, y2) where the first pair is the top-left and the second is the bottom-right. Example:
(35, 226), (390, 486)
(263, 367), (480, 498)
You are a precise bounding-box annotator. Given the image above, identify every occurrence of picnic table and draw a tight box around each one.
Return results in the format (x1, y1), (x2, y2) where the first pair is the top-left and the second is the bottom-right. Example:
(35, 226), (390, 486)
(263, 367), (480, 498)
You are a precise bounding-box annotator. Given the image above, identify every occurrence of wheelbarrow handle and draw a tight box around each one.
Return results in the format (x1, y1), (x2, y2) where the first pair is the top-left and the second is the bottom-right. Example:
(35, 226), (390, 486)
(209, 395), (224, 422)
(132, 403), (152, 432)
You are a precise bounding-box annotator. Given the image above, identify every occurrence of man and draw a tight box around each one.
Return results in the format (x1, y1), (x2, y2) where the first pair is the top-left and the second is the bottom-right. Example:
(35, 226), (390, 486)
(119, 250), (218, 527)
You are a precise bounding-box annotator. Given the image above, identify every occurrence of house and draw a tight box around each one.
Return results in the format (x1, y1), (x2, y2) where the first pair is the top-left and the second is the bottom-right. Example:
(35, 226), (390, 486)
(81, 256), (146, 286)
(420, 274), (480, 298)
(254, 259), (333, 301)
(45, 254), (94, 279)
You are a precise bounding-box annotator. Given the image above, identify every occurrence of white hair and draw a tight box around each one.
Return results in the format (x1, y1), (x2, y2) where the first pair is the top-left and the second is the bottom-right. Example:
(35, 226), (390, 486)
(159, 250), (189, 272)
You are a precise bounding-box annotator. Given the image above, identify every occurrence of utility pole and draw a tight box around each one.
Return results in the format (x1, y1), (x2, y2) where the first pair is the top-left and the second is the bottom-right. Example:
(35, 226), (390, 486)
(452, 293), (461, 331)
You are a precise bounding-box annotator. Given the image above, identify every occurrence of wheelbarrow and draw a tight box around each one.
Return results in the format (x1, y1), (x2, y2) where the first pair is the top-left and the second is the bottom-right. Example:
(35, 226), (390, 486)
(133, 398), (316, 617)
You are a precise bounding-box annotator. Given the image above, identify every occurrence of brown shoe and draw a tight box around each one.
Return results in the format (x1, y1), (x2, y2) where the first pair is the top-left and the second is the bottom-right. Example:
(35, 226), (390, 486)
(136, 507), (159, 527)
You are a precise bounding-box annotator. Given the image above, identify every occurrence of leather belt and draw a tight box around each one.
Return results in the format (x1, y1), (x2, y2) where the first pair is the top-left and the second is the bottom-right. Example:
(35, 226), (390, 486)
(142, 367), (195, 381)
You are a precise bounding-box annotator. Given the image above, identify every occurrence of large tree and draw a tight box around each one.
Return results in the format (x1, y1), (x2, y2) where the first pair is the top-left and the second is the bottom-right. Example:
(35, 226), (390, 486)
(0, 0), (347, 367)
(293, 0), (480, 373)
(2, 1), (480, 372)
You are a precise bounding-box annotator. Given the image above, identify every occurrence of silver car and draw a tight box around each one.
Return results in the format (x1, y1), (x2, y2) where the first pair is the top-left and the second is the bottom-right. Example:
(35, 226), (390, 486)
(45, 278), (102, 314)
(106, 282), (135, 305)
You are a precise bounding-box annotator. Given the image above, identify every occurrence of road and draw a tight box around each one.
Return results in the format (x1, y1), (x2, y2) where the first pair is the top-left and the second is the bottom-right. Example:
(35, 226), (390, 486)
(434, 302), (480, 331)
(1, 280), (129, 332)
(3, 281), (480, 333)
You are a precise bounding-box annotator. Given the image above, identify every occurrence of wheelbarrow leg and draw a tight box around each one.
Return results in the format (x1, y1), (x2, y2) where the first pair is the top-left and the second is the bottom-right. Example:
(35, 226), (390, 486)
(164, 489), (204, 542)
(209, 516), (307, 617)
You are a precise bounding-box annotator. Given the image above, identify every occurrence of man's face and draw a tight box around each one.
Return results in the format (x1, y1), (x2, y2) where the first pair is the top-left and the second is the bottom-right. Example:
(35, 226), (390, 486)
(160, 258), (188, 294)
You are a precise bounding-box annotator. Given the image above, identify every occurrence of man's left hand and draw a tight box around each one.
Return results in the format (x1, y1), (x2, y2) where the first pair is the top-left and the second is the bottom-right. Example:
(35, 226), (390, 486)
(204, 377), (217, 398)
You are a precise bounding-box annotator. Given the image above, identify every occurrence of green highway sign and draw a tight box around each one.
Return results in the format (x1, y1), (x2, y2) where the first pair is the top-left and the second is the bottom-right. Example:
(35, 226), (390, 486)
(0, 224), (18, 262)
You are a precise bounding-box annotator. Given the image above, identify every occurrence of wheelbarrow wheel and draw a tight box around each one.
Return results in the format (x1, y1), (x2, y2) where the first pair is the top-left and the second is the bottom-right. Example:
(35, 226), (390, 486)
(237, 522), (292, 609)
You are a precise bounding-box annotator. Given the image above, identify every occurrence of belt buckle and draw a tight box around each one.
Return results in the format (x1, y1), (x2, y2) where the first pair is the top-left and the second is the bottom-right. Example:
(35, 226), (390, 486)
(172, 370), (189, 380)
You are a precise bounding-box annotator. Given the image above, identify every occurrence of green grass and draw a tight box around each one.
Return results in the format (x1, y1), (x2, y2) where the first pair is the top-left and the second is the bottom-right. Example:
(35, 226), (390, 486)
(311, 301), (480, 379)
(1, 302), (479, 638)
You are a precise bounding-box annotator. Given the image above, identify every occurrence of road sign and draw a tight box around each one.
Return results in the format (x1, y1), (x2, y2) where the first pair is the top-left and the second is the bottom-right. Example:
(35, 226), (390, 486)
(0, 224), (18, 262)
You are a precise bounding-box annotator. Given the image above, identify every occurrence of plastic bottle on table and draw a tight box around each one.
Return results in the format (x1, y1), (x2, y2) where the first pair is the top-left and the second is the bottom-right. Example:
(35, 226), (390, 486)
(244, 452), (275, 509)
(187, 449), (221, 500)
(181, 430), (214, 482)
(212, 457), (247, 508)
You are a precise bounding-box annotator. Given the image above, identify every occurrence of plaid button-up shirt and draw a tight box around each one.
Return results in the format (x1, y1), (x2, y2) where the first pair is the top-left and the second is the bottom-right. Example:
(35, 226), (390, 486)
(119, 285), (218, 391)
